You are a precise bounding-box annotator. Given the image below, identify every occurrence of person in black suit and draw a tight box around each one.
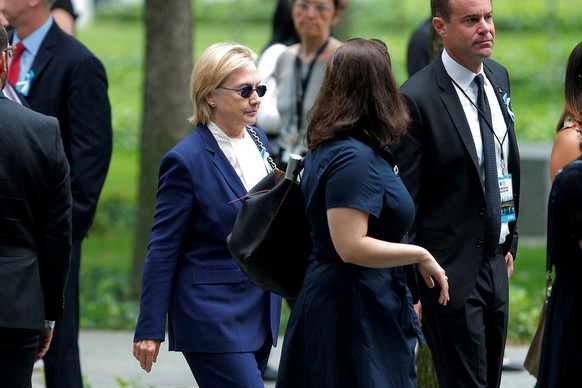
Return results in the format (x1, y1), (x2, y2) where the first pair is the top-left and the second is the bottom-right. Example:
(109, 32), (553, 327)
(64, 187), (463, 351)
(0, 25), (72, 388)
(392, 0), (520, 386)
(3, 1), (113, 387)
(406, 17), (431, 77)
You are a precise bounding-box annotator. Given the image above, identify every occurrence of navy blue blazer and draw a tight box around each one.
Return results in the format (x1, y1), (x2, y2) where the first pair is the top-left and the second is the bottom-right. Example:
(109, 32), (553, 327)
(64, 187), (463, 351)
(393, 56), (520, 313)
(134, 124), (282, 353)
(11, 21), (112, 240)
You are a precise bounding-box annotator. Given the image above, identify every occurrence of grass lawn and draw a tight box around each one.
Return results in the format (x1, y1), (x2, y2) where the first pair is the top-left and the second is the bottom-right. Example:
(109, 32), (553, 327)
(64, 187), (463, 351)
(75, 1), (575, 340)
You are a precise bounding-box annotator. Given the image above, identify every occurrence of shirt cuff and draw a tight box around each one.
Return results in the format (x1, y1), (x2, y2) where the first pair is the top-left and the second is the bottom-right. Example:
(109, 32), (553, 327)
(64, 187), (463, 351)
(44, 320), (55, 329)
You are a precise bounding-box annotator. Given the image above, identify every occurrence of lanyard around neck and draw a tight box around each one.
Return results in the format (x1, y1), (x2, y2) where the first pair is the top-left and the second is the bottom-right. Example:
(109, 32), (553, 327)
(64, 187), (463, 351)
(293, 37), (330, 132)
(450, 76), (509, 172)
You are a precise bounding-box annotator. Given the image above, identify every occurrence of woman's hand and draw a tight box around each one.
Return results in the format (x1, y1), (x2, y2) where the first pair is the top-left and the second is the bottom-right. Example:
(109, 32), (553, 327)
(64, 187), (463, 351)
(417, 250), (450, 306)
(133, 339), (161, 373)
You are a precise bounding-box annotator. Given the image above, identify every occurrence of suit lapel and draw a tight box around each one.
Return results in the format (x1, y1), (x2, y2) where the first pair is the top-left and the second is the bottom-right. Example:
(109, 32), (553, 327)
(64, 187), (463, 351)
(196, 125), (248, 198)
(483, 62), (512, 131)
(28, 23), (60, 94)
(434, 58), (481, 173)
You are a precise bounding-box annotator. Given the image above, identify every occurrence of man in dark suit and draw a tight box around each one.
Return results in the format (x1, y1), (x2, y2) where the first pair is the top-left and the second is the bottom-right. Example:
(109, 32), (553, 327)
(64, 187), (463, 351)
(406, 17), (432, 77)
(3, 1), (113, 386)
(393, 0), (520, 386)
(0, 25), (72, 388)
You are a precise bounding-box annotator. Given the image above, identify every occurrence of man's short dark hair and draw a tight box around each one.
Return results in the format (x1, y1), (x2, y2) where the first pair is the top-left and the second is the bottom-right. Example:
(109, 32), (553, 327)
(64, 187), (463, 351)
(431, 0), (451, 21)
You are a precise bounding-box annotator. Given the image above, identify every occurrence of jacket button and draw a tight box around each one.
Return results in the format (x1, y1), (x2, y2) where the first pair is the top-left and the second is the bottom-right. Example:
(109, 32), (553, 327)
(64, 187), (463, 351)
(479, 208), (486, 216)
(476, 239), (484, 248)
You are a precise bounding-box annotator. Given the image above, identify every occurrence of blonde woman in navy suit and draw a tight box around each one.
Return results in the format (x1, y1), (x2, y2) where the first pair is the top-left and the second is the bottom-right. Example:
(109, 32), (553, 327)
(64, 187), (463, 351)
(132, 42), (282, 387)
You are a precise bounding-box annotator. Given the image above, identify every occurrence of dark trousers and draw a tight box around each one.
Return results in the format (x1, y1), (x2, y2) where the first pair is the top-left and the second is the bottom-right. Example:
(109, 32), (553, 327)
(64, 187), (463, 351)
(422, 254), (509, 388)
(43, 238), (83, 388)
(183, 337), (272, 388)
(0, 328), (40, 388)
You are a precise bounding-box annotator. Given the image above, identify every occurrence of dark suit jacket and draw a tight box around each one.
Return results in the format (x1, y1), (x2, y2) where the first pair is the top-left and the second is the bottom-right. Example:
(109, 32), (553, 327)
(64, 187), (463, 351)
(11, 21), (112, 240)
(393, 55), (520, 313)
(134, 124), (282, 353)
(0, 93), (72, 329)
(406, 17), (432, 77)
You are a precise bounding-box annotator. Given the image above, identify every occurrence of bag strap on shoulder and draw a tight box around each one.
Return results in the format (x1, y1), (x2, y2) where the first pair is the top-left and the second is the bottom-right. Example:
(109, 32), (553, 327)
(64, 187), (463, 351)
(246, 126), (278, 171)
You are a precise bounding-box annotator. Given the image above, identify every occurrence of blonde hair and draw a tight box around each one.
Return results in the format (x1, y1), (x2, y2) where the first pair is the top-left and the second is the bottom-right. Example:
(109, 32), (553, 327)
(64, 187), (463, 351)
(188, 42), (258, 125)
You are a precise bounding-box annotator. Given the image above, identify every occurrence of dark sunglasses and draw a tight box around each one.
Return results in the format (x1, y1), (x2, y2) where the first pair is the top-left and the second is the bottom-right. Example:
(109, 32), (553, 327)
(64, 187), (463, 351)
(219, 85), (267, 98)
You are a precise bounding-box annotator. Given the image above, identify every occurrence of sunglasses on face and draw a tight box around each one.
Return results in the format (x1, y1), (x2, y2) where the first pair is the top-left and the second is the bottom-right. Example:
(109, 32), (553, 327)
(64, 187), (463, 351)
(219, 85), (267, 98)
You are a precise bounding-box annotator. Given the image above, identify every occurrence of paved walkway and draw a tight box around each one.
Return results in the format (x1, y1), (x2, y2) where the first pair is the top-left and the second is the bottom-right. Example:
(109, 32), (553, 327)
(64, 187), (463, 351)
(32, 330), (536, 387)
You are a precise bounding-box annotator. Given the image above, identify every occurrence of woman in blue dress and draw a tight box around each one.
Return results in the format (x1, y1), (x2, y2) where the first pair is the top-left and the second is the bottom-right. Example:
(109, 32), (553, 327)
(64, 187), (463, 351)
(276, 38), (450, 387)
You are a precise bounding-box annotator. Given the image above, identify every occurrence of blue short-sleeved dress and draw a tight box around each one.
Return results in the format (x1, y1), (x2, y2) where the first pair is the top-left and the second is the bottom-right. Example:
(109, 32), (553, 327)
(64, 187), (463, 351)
(537, 157), (582, 387)
(276, 136), (421, 387)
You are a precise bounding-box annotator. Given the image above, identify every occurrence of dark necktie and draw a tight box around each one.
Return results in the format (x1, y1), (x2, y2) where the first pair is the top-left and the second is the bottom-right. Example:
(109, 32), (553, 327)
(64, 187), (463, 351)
(475, 74), (501, 257)
(8, 42), (25, 87)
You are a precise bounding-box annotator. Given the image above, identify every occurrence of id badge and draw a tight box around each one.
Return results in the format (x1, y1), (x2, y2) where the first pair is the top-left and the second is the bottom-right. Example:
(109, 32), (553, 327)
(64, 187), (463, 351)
(499, 174), (516, 223)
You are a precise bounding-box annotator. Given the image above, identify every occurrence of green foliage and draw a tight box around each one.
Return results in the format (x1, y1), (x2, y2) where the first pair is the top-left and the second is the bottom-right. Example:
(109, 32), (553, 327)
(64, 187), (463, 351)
(280, 300), (292, 334)
(115, 376), (155, 388)
(94, 1), (144, 23)
(94, 0), (582, 32)
(80, 151), (138, 330)
(196, 0), (273, 24)
(78, 21), (143, 152)
(80, 266), (139, 330)
(508, 285), (544, 343)
(91, 195), (135, 234)
(416, 345), (438, 388)
(508, 244), (547, 343)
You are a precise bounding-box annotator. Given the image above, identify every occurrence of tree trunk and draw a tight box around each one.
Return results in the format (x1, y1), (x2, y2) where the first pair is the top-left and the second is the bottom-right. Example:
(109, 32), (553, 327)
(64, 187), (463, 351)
(130, 0), (194, 298)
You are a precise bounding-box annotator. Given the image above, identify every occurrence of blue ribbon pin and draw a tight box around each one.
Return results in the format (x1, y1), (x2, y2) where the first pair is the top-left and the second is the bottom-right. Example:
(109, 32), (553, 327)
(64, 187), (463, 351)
(502, 93), (515, 123)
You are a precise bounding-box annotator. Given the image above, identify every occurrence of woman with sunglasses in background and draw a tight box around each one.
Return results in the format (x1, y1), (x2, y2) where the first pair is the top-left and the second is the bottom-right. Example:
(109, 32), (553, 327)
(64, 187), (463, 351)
(273, 0), (349, 167)
(132, 42), (281, 387)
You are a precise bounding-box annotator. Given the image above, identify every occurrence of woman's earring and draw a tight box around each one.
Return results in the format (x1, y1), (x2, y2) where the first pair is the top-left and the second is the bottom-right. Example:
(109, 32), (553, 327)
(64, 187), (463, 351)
(208, 101), (216, 108)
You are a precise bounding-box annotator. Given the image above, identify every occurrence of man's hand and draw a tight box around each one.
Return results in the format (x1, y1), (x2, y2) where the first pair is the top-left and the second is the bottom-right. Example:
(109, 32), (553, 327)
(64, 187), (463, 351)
(414, 302), (422, 327)
(505, 252), (514, 278)
(36, 328), (53, 361)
